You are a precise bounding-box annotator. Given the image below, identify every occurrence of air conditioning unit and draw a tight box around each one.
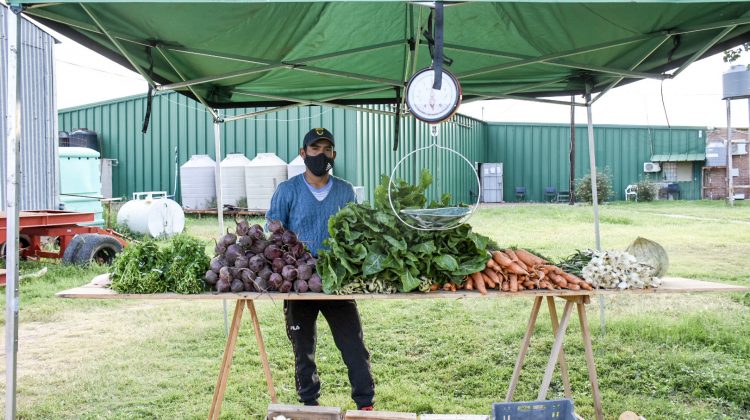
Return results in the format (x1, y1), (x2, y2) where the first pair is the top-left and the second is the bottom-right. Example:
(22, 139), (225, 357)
(732, 142), (748, 155)
(643, 162), (661, 173)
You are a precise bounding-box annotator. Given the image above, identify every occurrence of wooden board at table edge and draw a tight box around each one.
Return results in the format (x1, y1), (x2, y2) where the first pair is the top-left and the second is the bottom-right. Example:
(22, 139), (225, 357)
(55, 274), (750, 300)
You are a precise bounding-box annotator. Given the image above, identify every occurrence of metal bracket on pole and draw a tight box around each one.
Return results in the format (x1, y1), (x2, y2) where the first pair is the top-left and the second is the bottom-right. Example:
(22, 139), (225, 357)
(4, 6), (21, 419)
(154, 45), (220, 121)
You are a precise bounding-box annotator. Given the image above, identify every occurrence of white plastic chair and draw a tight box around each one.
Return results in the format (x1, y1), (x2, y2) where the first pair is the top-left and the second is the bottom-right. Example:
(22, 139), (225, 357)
(625, 184), (637, 202)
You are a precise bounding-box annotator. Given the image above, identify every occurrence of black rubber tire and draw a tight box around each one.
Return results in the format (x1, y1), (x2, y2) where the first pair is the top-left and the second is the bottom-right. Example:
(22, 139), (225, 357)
(74, 234), (123, 265)
(61, 234), (86, 264)
(1, 235), (31, 259)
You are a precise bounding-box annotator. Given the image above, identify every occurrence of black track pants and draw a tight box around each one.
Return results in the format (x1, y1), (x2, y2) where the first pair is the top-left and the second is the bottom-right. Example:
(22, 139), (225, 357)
(284, 299), (375, 408)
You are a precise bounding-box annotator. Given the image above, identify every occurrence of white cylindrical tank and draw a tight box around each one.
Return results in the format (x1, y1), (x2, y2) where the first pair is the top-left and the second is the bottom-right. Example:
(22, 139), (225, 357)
(287, 155), (333, 179)
(246, 153), (288, 210)
(180, 155), (216, 210)
(117, 192), (185, 238)
(220, 153), (251, 206)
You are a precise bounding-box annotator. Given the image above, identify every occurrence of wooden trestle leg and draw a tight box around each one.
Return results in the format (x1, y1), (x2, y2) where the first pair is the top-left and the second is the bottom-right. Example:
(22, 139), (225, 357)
(247, 300), (278, 403)
(546, 296), (573, 398)
(208, 300), (245, 420)
(577, 301), (604, 420)
(506, 296), (543, 401)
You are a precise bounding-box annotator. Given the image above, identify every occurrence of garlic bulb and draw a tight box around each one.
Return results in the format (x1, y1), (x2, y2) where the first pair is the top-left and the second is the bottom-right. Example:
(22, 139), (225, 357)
(582, 250), (661, 289)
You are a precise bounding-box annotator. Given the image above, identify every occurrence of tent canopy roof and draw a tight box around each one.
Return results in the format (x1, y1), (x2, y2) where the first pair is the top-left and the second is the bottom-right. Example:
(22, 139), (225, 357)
(18, 1), (750, 114)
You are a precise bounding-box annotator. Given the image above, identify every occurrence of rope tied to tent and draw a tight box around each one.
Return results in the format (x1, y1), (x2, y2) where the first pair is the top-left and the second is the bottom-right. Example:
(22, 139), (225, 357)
(142, 44), (156, 134)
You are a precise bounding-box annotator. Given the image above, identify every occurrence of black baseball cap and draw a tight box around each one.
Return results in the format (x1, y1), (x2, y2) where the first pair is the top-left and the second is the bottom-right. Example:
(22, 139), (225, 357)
(303, 128), (335, 148)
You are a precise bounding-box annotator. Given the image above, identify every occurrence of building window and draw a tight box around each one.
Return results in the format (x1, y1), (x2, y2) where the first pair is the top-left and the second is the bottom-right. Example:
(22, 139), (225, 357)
(662, 162), (677, 181)
(662, 162), (693, 182)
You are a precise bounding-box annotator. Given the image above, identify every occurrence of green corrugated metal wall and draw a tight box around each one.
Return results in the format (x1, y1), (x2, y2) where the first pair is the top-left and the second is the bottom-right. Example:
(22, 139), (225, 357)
(59, 93), (707, 204)
(58, 92), (486, 205)
(486, 123), (705, 201)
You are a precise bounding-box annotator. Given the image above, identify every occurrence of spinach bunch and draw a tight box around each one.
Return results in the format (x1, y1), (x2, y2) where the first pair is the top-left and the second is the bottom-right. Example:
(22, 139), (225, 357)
(111, 234), (209, 294)
(317, 169), (489, 294)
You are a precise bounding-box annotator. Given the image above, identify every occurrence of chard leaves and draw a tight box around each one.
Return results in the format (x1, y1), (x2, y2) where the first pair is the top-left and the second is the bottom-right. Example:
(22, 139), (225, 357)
(318, 170), (490, 293)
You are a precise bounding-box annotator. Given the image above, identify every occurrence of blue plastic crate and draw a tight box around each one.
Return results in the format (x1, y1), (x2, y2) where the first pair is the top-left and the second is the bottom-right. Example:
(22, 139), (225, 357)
(492, 399), (575, 420)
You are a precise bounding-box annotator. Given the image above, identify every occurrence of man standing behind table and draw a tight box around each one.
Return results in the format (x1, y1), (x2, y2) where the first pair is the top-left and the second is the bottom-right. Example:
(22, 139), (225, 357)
(266, 128), (375, 409)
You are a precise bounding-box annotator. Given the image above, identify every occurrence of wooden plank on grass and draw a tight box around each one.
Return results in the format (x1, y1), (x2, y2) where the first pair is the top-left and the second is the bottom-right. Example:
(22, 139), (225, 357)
(344, 410), (417, 420)
(267, 404), (341, 420)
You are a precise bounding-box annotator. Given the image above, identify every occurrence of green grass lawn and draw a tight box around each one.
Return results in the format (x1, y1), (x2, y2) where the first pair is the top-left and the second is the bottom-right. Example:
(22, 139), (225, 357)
(1, 201), (749, 419)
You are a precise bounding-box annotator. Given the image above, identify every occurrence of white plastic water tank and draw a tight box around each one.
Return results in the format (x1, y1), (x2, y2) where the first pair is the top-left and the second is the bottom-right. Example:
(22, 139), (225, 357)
(245, 153), (288, 210)
(117, 192), (185, 238)
(180, 155), (216, 210)
(287, 155), (333, 179)
(221, 153), (252, 206)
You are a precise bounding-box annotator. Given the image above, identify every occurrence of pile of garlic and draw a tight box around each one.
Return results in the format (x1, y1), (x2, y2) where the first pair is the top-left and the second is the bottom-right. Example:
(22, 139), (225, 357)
(581, 250), (661, 289)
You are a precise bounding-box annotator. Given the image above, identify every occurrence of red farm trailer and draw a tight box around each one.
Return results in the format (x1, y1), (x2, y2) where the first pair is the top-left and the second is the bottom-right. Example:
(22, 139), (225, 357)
(0, 210), (127, 284)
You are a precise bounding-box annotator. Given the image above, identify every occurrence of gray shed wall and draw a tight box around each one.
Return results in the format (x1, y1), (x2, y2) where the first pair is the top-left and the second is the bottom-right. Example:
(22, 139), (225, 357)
(1, 7), (59, 211)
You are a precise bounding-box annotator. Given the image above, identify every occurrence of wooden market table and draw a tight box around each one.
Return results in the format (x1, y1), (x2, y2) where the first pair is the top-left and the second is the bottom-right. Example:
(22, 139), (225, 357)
(58, 276), (749, 420)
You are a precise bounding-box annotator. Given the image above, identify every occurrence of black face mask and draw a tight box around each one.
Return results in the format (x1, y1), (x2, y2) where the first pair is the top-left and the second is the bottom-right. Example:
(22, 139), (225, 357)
(304, 153), (334, 177)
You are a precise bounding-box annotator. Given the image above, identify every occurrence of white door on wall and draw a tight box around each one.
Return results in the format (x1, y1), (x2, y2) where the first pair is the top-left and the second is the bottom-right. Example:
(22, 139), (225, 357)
(101, 159), (114, 198)
(481, 163), (503, 203)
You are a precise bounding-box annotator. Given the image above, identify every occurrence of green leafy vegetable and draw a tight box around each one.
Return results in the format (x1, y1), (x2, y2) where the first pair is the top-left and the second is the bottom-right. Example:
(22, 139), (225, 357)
(318, 169), (490, 294)
(111, 234), (210, 294)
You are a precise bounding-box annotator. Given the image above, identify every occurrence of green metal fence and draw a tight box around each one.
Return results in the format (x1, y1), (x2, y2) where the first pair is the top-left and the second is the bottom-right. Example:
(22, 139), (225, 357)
(486, 123), (705, 201)
(59, 93), (707, 205)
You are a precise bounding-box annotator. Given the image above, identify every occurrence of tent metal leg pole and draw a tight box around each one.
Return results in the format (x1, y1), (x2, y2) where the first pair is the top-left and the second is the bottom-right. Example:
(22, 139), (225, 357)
(4, 7), (21, 419)
(213, 121), (229, 335)
(585, 91), (605, 334)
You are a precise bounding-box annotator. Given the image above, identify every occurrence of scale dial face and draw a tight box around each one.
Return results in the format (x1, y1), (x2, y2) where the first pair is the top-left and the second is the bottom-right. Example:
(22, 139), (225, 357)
(405, 67), (462, 124)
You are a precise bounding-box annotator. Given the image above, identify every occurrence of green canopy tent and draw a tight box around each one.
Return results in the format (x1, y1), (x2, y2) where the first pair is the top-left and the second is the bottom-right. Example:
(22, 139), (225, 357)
(5, 1), (750, 418)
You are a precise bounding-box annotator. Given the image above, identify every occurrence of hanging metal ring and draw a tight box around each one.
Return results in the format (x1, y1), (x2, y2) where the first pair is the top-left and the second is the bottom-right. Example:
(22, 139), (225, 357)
(387, 142), (481, 231)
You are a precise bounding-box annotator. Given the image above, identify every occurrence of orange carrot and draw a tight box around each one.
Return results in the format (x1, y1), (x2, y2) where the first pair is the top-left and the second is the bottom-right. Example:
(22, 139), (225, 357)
(480, 272), (495, 289)
(483, 268), (501, 286)
(559, 271), (584, 284)
(514, 249), (547, 267)
(430, 283), (440, 291)
(492, 251), (514, 267)
(566, 283), (581, 291)
(548, 273), (568, 288)
(465, 277), (474, 290)
(471, 272), (488, 295)
(523, 280), (535, 289)
(443, 283), (452, 291)
(501, 280), (510, 292)
(579, 282), (593, 291)
(449, 282), (457, 292)
(505, 248), (520, 262)
(509, 274), (519, 292)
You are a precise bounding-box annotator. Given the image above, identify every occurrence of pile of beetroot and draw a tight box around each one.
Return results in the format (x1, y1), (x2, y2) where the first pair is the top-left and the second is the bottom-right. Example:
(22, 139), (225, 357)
(204, 220), (322, 293)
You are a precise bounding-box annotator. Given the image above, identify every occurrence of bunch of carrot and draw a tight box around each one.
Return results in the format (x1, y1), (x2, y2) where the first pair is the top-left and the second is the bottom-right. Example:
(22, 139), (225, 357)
(464, 248), (593, 295)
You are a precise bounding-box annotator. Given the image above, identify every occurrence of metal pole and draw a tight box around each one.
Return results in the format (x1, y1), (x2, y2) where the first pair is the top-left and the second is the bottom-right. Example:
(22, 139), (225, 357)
(4, 6), (22, 419)
(213, 121), (229, 335)
(570, 95), (576, 205)
(586, 89), (606, 334)
(727, 99), (734, 207)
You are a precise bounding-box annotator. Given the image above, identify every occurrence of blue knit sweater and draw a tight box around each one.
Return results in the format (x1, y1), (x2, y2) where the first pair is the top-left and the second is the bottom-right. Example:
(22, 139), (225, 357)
(266, 174), (355, 256)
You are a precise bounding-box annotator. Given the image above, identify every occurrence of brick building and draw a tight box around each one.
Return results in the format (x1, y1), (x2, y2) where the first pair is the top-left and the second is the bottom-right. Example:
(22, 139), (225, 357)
(704, 128), (750, 199)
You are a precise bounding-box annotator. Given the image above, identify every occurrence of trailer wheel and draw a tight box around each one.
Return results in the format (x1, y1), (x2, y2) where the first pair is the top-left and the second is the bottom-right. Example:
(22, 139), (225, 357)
(61, 235), (86, 264)
(74, 234), (123, 265)
(0, 235), (31, 259)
